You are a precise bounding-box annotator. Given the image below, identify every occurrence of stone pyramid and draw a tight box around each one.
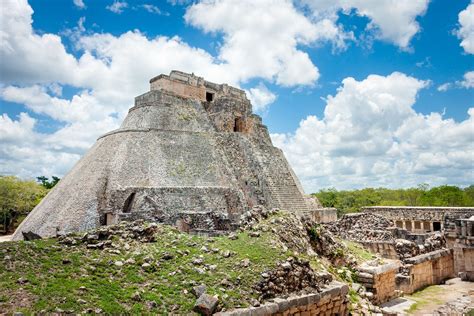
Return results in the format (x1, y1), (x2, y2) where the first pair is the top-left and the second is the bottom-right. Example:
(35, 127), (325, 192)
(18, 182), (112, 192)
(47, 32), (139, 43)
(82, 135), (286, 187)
(13, 71), (324, 240)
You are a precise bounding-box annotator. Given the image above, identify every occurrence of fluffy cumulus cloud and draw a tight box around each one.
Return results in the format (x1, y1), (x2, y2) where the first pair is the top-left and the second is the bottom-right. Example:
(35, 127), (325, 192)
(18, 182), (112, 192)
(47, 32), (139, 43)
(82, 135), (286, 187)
(246, 83), (277, 112)
(301, 0), (429, 49)
(185, 0), (323, 86)
(457, 1), (474, 54)
(106, 1), (128, 14)
(437, 71), (474, 91)
(2, 0), (470, 190)
(272, 72), (474, 191)
(458, 71), (474, 89)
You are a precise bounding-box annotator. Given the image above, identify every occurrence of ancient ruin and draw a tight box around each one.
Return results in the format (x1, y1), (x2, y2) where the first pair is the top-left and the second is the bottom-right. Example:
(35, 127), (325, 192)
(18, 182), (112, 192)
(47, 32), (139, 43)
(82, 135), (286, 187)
(13, 71), (331, 240)
(326, 206), (474, 308)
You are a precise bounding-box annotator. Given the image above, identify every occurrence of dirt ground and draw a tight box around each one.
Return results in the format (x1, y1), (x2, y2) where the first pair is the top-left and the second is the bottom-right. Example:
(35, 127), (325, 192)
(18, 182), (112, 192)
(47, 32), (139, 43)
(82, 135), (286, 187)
(381, 278), (474, 315)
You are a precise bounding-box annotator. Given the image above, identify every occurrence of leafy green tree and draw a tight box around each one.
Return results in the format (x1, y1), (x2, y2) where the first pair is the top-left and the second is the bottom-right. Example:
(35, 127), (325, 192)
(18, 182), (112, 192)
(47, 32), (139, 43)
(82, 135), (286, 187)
(0, 176), (48, 233)
(36, 176), (60, 189)
(313, 184), (474, 215)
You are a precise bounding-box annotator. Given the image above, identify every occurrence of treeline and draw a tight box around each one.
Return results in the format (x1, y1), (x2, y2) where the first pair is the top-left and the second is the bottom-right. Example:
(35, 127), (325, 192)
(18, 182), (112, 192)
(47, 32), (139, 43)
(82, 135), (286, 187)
(313, 185), (474, 215)
(0, 175), (59, 234)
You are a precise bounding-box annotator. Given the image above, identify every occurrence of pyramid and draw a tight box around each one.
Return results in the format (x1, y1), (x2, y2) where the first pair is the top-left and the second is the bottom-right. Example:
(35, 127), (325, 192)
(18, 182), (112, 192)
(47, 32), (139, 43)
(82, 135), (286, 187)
(13, 71), (324, 240)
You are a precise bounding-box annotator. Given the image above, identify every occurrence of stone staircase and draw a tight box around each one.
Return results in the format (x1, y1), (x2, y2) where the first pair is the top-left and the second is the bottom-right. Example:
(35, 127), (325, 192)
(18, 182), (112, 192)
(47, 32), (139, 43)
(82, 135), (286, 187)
(266, 181), (310, 213)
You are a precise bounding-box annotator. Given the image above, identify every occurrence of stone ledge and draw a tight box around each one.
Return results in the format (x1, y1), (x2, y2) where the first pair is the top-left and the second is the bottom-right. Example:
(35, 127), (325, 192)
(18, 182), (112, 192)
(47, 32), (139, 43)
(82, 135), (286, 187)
(216, 281), (349, 316)
(404, 249), (452, 265)
(357, 259), (401, 275)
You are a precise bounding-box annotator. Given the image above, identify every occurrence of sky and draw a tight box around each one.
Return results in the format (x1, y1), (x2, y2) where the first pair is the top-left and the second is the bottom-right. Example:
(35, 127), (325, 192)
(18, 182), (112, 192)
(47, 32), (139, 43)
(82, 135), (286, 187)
(0, 0), (473, 192)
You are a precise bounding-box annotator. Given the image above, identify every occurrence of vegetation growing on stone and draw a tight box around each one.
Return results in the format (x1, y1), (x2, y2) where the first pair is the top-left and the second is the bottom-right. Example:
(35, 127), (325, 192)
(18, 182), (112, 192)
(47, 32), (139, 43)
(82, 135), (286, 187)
(0, 211), (376, 314)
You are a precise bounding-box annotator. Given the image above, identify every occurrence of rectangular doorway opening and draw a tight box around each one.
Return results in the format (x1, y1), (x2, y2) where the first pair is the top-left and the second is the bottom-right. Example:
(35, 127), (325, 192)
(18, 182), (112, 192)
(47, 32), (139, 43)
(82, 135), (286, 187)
(234, 117), (243, 132)
(123, 192), (136, 213)
(206, 92), (214, 102)
(433, 221), (441, 231)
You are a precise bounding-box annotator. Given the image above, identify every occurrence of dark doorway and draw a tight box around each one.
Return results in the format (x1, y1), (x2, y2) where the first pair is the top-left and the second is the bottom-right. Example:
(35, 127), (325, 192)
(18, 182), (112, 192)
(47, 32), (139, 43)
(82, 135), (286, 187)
(234, 117), (243, 132)
(206, 92), (214, 102)
(123, 192), (136, 213)
(433, 221), (441, 231)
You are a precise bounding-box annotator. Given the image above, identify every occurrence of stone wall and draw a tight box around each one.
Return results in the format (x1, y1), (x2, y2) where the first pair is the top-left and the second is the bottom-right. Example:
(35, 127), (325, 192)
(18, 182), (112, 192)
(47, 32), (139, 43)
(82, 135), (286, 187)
(450, 217), (474, 281)
(150, 72), (207, 101)
(359, 241), (398, 259)
(356, 260), (401, 305)
(362, 207), (474, 233)
(397, 249), (454, 294)
(302, 208), (338, 223)
(216, 281), (349, 316)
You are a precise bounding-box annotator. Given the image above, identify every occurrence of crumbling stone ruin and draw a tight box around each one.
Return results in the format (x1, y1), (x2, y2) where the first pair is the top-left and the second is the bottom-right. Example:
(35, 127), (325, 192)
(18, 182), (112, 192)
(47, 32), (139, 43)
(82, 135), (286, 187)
(325, 206), (474, 308)
(13, 71), (333, 240)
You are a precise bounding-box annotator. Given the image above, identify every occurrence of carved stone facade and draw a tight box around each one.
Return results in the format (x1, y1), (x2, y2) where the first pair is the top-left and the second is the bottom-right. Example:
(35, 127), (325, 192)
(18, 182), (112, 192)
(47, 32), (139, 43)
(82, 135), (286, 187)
(362, 206), (474, 233)
(13, 71), (324, 240)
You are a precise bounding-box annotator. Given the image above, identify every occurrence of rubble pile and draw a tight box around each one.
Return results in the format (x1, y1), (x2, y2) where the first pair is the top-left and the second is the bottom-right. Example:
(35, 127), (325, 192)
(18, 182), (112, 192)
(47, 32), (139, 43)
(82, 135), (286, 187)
(324, 213), (395, 242)
(395, 239), (419, 259)
(395, 232), (446, 260)
(305, 221), (357, 267)
(422, 233), (446, 253)
(239, 207), (314, 254)
(238, 205), (279, 229)
(254, 257), (331, 300)
(58, 220), (160, 249)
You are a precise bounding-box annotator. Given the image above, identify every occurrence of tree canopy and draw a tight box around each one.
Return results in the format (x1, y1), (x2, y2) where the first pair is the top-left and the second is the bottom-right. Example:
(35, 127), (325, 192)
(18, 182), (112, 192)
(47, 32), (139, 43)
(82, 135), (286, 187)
(0, 176), (49, 233)
(313, 185), (474, 215)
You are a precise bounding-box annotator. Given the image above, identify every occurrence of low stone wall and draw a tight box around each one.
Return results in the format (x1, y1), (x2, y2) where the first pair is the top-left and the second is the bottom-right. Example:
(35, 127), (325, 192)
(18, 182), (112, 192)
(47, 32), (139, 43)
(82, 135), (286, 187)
(217, 281), (349, 316)
(451, 217), (474, 281)
(356, 260), (401, 305)
(303, 208), (338, 224)
(359, 241), (398, 259)
(362, 206), (474, 233)
(397, 249), (454, 294)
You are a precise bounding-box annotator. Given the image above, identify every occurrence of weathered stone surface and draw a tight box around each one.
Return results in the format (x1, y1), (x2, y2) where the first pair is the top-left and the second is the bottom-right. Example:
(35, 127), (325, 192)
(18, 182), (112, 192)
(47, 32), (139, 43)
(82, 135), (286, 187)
(13, 70), (323, 240)
(193, 293), (218, 315)
(22, 231), (42, 241)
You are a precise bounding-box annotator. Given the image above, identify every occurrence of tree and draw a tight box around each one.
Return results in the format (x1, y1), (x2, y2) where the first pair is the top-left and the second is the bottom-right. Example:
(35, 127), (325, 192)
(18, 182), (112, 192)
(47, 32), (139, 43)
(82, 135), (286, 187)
(0, 176), (48, 233)
(36, 176), (60, 189)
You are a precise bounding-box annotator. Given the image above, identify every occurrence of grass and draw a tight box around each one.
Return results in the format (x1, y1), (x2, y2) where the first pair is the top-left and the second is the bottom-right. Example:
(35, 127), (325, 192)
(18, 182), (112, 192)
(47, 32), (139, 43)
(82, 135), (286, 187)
(0, 225), (293, 314)
(405, 285), (444, 314)
(341, 240), (376, 263)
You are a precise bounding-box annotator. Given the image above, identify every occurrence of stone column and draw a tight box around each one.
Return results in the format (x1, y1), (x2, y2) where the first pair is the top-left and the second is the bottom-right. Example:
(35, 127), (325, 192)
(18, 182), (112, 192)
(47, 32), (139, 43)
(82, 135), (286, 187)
(430, 222), (434, 232)
(467, 221), (473, 236)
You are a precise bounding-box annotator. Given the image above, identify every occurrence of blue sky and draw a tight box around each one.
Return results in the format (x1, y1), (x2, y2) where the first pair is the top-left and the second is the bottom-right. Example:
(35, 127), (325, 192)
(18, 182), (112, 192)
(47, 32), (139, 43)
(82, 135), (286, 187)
(0, 0), (473, 192)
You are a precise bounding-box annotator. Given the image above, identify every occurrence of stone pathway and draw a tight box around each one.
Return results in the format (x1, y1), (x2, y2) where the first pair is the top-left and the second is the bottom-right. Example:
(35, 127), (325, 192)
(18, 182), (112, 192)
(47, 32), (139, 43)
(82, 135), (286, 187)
(381, 278), (474, 315)
(0, 235), (12, 243)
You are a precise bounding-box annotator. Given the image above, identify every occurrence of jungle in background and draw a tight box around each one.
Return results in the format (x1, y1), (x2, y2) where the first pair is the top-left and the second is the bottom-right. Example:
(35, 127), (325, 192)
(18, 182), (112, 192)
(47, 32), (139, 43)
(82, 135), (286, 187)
(1, 174), (473, 234)
(0, 175), (58, 234)
(313, 184), (474, 216)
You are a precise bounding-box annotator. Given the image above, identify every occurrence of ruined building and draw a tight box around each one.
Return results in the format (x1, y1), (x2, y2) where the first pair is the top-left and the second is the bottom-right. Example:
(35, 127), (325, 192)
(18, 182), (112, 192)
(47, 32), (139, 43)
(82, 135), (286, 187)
(13, 71), (326, 240)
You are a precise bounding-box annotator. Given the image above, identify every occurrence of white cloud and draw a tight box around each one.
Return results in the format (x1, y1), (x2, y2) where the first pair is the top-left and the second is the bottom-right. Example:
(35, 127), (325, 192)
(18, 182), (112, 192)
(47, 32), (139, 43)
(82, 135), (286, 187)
(1, 0), (329, 179)
(272, 72), (474, 191)
(184, 0), (352, 86)
(246, 83), (277, 112)
(142, 4), (167, 15)
(106, 1), (128, 14)
(73, 0), (85, 9)
(1, 0), (471, 190)
(302, 0), (430, 49)
(457, 1), (474, 54)
(437, 71), (474, 91)
(458, 70), (474, 89)
(0, 113), (83, 178)
(437, 82), (451, 92)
